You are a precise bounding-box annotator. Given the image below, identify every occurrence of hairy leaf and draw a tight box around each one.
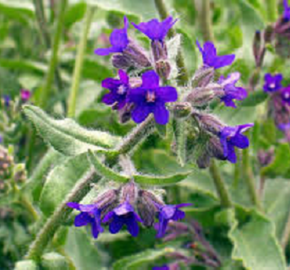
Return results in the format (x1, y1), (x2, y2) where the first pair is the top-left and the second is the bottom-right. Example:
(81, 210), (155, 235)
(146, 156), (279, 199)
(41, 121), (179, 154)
(14, 260), (38, 270)
(229, 210), (286, 270)
(41, 253), (70, 270)
(23, 105), (120, 156)
(39, 153), (91, 216)
(88, 150), (129, 183)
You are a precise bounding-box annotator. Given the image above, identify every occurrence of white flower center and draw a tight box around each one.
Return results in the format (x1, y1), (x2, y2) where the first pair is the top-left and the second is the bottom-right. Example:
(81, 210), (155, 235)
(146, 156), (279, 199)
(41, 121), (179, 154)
(117, 85), (126, 95)
(146, 91), (156, 103)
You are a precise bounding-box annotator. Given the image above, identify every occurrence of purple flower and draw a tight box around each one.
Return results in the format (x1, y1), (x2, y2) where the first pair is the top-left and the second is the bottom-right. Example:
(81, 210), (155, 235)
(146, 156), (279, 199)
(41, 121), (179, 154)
(3, 95), (10, 107)
(263, 73), (283, 93)
(284, 0), (290, 21)
(281, 86), (290, 105)
(278, 122), (290, 131)
(132, 16), (177, 41)
(218, 72), (247, 107)
(21, 89), (31, 101)
(102, 201), (143, 237)
(155, 203), (192, 238)
(152, 266), (169, 270)
(219, 124), (254, 163)
(196, 40), (235, 69)
(95, 17), (129, 56)
(128, 70), (178, 125)
(102, 70), (130, 110)
(67, 202), (104, 239)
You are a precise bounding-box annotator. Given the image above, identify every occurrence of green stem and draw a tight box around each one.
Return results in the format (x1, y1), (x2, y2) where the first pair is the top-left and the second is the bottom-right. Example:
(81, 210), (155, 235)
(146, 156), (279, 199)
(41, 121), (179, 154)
(67, 7), (95, 118)
(20, 195), (39, 222)
(33, 0), (51, 48)
(154, 0), (189, 85)
(281, 209), (290, 250)
(265, 0), (278, 23)
(195, 0), (214, 41)
(39, 0), (67, 108)
(209, 161), (232, 208)
(242, 148), (262, 210)
(25, 118), (156, 260)
(26, 170), (98, 260)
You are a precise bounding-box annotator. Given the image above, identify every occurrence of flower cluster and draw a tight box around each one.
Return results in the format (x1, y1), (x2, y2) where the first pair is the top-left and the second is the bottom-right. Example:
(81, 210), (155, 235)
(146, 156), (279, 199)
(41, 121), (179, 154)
(263, 73), (290, 132)
(67, 182), (191, 239)
(95, 16), (179, 125)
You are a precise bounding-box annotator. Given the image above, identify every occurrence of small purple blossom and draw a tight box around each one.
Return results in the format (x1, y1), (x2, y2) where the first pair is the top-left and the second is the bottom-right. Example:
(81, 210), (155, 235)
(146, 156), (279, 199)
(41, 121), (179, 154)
(155, 203), (192, 238)
(128, 70), (178, 125)
(284, 0), (290, 21)
(263, 73), (283, 93)
(95, 17), (129, 56)
(278, 122), (290, 131)
(3, 95), (10, 107)
(196, 41), (235, 69)
(21, 89), (31, 101)
(132, 16), (177, 41)
(67, 202), (104, 239)
(102, 201), (142, 237)
(152, 266), (169, 270)
(102, 70), (130, 110)
(219, 124), (254, 163)
(281, 86), (290, 105)
(218, 72), (247, 107)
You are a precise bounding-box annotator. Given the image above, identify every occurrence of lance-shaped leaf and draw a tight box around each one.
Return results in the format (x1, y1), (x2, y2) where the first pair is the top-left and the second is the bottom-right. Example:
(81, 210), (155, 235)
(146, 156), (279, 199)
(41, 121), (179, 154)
(88, 150), (130, 183)
(113, 247), (175, 270)
(23, 105), (120, 156)
(229, 210), (286, 270)
(39, 153), (91, 217)
(134, 171), (190, 186)
(173, 119), (187, 166)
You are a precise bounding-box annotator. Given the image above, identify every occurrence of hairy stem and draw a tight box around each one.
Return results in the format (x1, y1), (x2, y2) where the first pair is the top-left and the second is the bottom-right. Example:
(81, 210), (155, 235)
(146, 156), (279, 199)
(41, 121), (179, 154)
(195, 0), (214, 41)
(154, 0), (189, 85)
(67, 7), (95, 118)
(242, 148), (262, 210)
(26, 170), (98, 260)
(209, 161), (232, 208)
(39, 0), (67, 108)
(281, 209), (290, 250)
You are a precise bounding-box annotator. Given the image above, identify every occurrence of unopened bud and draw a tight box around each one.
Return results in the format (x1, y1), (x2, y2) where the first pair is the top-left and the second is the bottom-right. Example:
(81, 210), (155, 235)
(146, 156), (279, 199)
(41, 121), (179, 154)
(192, 112), (224, 135)
(156, 60), (171, 80)
(151, 40), (168, 62)
(0, 146), (13, 177)
(207, 137), (226, 161)
(257, 148), (274, 167)
(137, 190), (162, 226)
(172, 102), (192, 119)
(120, 181), (138, 205)
(118, 102), (135, 123)
(93, 189), (119, 218)
(113, 41), (151, 69)
(185, 84), (223, 107)
(192, 66), (215, 87)
(197, 152), (211, 169)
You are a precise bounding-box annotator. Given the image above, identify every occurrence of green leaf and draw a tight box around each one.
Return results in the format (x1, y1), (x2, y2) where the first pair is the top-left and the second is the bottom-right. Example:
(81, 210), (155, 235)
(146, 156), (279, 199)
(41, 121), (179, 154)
(240, 91), (268, 107)
(0, 0), (34, 23)
(23, 105), (120, 156)
(261, 144), (290, 178)
(134, 171), (191, 186)
(39, 153), (91, 216)
(263, 179), (290, 238)
(41, 253), (70, 270)
(88, 150), (129, 183)
(65, 227), (106, 270)
(83, 0), (157, 20)
(155, 123), (167, 138)
(113, 247), (175, 270)
(64, 2), (87, 28)
(15, 260), (38, 270)
(229, 210), (286, 270)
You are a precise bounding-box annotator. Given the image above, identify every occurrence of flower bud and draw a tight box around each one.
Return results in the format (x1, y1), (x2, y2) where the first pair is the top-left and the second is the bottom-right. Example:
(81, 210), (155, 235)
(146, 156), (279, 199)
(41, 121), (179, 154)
(113, 41), (151, 69)
(118, 103), (135, 123)
(257, 148), (274, 167)
(137, 190), (162, 226)
(0, 146), (13, 178)
(185, 84), (223, 107)
(93, 189), (119, 218)
(151, 40), (168, 63)
(192, 112), (224, 136)
(191, 66), (215, 87)
(207, 137), (226, 161)
(156, 60), (171, 80)
(196, 152), (211, 169)
(172, 102), (192, 119)
(120, 181), (138, 205)
(274, 18), (290, 58)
